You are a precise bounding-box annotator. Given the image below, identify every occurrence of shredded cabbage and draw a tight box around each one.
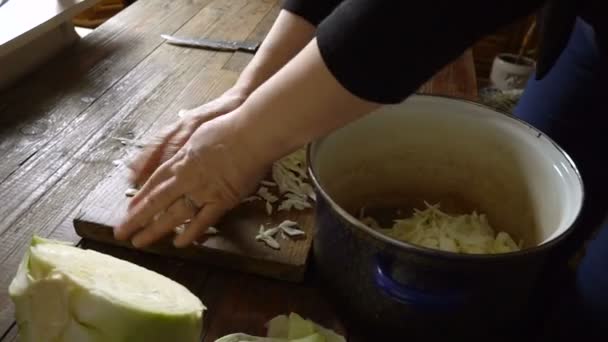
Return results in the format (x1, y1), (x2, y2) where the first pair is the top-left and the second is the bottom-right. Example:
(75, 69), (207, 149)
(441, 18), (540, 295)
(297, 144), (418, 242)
(365, 202), (522, 254)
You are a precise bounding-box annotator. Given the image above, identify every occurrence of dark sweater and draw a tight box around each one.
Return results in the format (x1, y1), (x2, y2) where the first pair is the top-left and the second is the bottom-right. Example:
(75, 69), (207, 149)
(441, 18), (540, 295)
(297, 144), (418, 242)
(283, 0), (604, 104)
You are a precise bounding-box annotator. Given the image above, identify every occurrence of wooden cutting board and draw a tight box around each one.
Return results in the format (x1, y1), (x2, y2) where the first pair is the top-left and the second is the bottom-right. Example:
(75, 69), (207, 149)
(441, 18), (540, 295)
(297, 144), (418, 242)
(73, 161), (315, 282)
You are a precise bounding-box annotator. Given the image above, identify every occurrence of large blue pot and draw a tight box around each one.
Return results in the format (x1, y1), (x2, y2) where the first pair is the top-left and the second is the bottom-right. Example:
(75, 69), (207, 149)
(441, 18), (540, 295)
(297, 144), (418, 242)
(307, 95), (583, 339)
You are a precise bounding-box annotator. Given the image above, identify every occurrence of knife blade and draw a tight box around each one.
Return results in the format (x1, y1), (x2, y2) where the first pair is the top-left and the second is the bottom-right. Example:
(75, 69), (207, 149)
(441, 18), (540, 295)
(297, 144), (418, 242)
(161, 34), (260, 53)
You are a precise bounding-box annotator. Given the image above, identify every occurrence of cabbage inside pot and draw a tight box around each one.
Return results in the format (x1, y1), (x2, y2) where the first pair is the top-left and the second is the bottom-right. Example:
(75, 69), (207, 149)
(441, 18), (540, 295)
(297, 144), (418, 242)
(361, 202), (522, 254)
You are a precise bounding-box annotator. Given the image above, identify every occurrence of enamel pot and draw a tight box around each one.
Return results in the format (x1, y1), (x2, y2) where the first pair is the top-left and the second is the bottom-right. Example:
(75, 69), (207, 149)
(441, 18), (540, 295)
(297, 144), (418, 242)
(307, 95), (583, 340)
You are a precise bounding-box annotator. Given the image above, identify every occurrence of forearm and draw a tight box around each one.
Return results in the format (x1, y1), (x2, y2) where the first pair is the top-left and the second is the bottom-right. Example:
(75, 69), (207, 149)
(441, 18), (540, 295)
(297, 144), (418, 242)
(311, 0), (545, 103)
(231, 10), (315, 96)
(230, 0), (547, 163)
(232, 39), (379, 163)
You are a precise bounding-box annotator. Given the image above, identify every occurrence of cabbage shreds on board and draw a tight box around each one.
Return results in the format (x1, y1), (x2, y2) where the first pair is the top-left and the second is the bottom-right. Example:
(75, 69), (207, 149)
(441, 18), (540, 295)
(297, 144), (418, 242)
(261, 148), (315, 211)
(9, 236), (205, 342)
(365, 202), (522, 254)
(242, 148), (315, 215)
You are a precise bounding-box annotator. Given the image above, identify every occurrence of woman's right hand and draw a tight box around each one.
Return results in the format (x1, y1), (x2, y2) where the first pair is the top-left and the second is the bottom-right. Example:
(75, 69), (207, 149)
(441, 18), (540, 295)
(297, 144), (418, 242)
(128, 87), (248, 187)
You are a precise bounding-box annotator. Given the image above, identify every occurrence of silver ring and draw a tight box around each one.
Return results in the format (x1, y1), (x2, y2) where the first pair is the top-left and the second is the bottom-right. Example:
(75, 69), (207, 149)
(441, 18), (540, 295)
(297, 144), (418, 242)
(183, 195), (201, 211)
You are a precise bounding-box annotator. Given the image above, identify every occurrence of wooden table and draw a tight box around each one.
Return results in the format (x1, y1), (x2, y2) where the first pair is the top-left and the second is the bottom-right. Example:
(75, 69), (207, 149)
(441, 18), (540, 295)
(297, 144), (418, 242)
(0, 0), (477, 340)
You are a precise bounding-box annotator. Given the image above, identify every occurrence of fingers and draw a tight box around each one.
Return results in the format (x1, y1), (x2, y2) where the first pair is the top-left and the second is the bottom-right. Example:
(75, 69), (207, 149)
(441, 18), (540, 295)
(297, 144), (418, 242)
(128, 146), (195, 210)
(158, 123), (196, 165)
(128, 160), (174, 210)
(174, 203), (226, 248)
(129, 124), (181, 187)
(130, 198), (195, 248)
(116, 175), (187, 241)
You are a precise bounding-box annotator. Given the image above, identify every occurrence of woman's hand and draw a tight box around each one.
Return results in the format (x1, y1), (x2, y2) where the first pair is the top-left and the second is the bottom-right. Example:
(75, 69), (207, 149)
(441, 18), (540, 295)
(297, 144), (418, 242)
(128, 10), (316, 187)
(117, 38), (378, 249)
(128, 88), (247, 187)
(116, 113), (270, 248)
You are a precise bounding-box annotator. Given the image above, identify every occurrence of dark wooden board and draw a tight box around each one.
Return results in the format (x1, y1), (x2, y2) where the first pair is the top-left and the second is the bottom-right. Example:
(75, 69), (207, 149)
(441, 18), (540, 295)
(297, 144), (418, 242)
(74, 165), (315, 282)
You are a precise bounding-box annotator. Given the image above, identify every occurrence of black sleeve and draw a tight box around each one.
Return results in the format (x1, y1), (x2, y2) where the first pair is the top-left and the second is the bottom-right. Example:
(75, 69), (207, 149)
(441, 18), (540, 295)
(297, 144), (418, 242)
(314, 0), (546, 103)
(282, 0), (343, 26)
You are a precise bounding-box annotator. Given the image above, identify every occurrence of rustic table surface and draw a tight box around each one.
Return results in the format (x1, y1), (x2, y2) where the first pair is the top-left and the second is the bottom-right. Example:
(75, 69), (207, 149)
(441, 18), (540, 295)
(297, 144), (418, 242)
(0, 0), (478, 340)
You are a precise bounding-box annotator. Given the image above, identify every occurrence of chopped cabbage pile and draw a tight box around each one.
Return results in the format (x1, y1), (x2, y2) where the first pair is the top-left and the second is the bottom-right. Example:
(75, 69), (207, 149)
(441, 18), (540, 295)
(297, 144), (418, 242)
(9, 237), (205, 342)
(243, 147), (315, 214)
(364, 202), (522, 254)
(215, 313), (345, 342)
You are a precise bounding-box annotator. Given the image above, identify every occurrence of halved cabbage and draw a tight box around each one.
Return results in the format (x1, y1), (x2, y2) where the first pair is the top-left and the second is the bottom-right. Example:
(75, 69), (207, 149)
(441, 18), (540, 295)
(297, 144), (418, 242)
(9, 236), (205, 342)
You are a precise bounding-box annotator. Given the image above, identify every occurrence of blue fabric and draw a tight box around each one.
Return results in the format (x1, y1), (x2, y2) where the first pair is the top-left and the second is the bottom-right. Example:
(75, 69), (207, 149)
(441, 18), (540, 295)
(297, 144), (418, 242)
(514, 18), (608, 327)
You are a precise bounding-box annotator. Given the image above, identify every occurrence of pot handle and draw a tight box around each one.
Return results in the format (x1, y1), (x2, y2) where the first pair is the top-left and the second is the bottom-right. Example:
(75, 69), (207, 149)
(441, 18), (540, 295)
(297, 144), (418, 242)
(373, 255), (468, 312)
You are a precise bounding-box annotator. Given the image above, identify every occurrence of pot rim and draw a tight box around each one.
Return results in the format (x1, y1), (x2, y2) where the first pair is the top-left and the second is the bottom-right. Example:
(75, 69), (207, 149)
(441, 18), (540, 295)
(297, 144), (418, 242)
(306, 94), (584, 261)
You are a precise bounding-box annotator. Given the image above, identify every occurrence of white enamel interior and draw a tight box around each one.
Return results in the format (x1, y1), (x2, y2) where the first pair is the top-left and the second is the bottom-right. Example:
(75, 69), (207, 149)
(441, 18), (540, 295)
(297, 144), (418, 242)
(311, 95), (583, 248)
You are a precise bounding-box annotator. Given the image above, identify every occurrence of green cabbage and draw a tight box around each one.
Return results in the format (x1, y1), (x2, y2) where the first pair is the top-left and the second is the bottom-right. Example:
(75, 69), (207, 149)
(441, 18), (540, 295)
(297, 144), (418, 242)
(215, 334), (286, 342)
(215, 334), (324, 342)
(216, 313), (345, 342)
(9, 236), (205, 342)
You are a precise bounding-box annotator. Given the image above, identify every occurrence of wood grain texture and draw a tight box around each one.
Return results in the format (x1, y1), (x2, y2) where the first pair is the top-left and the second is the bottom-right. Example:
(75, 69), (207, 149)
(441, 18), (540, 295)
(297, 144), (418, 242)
(0, 22), (80, 91)
(222, 3), (281, 72)
(418, 50), (478, 100)
(0, 0), (211, 181)
(0, 0), (215, 266)
(74, 168), (315, 281)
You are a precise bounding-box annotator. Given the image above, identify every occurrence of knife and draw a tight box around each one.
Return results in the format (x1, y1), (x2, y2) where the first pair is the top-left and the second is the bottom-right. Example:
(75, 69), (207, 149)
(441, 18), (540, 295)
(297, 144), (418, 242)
(161, 34), (260, 53)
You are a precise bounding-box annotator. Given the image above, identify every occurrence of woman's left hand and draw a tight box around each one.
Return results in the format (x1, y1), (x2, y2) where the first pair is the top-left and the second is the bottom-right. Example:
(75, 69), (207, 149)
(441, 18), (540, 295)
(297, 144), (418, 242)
(127, 87), (249, 188)
(114, 113), (269, 248)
